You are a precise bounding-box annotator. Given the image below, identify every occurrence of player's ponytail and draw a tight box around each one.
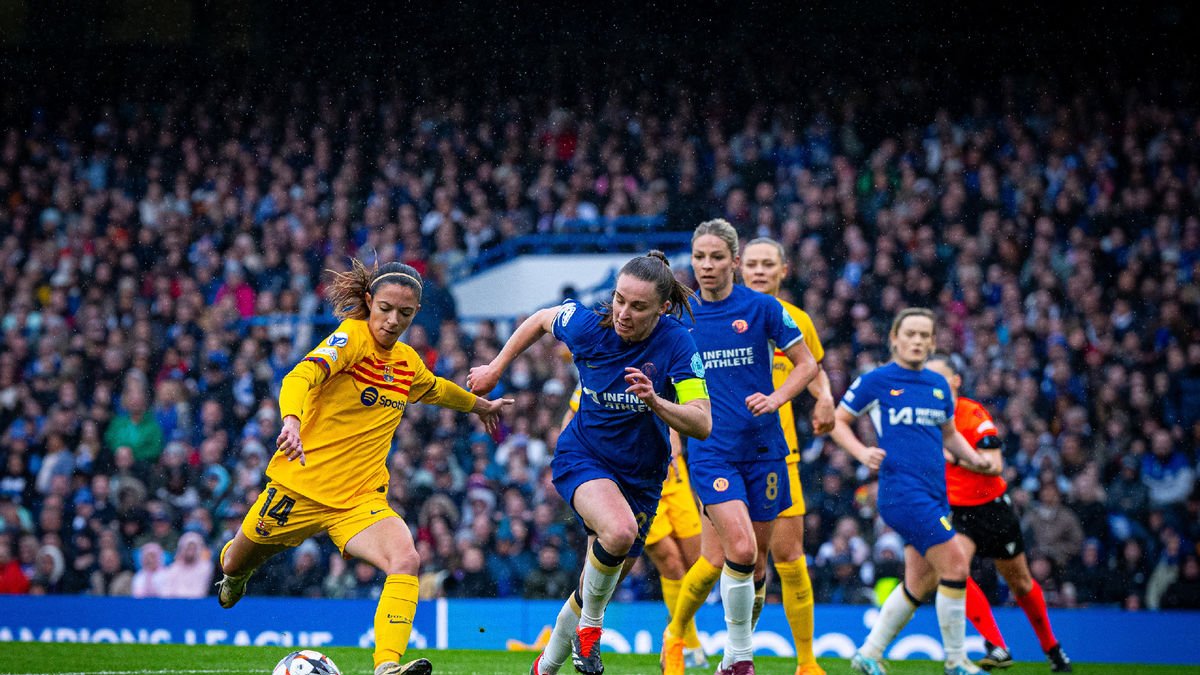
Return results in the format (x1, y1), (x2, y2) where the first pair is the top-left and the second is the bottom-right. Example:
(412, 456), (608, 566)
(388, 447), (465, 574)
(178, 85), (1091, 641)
(644, 250), (697, 322)
(327, 259), (423, 320)
(599, 250), (696, 327)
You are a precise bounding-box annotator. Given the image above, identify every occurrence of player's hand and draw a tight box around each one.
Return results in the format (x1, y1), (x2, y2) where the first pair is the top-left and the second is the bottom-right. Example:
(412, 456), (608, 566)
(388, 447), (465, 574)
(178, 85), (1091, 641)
(467, 364), (501, 395)
(860, 446), (886, 471)
(275, 415), (305, 466)
(965, 451), (997, 475)
(624, 367), (657, 406)
(745, 391), (781, 416)
(473, 396), (514, 435)
(812, 396), (836, 435)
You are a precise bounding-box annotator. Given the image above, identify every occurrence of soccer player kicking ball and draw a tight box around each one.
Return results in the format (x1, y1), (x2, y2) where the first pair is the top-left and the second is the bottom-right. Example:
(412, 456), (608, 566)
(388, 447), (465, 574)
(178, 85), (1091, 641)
(925, 355), (1072, 673)
(829, 308), (997, 675)
(216, 261), (512, 675)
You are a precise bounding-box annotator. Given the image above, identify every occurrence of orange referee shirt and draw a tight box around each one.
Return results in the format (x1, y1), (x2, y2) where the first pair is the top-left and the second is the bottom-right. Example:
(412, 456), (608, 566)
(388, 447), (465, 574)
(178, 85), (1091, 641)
(945, 396), (1008, 506)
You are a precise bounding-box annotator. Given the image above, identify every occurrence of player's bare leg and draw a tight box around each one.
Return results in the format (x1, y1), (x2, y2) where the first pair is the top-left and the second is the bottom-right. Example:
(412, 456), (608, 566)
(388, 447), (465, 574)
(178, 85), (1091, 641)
(216, 530), (287, 609)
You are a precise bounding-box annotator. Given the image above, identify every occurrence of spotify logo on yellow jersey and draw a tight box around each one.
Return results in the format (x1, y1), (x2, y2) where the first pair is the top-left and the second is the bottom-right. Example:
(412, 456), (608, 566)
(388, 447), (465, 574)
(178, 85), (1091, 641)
(361, 386), (406, 411)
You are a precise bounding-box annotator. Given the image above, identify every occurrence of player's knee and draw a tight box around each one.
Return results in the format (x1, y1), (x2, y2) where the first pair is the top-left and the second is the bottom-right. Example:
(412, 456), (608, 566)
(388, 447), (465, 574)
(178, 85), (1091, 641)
(725, 539), (756, 567)
(770, 536), (803, 563)
(655, 553), (686, 579)
(943, 558), (970, 581)
(379, 548), (420, 576)
(599, 521), (638, 556)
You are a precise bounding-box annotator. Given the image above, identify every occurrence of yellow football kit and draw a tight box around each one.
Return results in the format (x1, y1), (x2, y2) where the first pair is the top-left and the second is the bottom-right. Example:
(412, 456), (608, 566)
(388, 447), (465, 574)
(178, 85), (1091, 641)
(234, 317), (480, 671)
(243, 318), (477, 546)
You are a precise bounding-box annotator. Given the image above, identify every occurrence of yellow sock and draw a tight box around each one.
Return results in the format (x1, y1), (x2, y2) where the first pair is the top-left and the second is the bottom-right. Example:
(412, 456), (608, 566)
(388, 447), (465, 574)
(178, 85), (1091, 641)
(374, 574), (419, 667)
(661, 576), (702, 649)
(776, 558), (816, 665)
(667, 557), (721, 639)
(219, 540), (233, 571)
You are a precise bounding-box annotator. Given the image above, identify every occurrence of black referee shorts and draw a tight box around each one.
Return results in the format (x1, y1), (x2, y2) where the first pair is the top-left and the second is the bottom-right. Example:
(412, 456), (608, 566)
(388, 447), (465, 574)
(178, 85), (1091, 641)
(950, 493), (1026, 560)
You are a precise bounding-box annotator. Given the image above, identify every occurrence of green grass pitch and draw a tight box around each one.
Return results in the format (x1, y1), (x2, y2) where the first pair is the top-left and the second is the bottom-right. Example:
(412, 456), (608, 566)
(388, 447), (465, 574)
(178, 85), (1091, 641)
(1, 643), (1190, 674)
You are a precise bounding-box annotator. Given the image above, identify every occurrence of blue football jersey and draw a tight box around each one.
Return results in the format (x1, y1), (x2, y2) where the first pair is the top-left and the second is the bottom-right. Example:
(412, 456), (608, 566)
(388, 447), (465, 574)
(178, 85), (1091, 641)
(552, 299), (706, 490)
(683, 284), (804, 462)
(839, 362), (956, 506)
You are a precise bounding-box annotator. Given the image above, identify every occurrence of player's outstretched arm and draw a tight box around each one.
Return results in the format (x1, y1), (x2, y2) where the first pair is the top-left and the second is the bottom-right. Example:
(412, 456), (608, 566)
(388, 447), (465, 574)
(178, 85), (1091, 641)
(468, 307), (559, 395)
(470, 395), (514, 435)
(829, 406), (886, 470)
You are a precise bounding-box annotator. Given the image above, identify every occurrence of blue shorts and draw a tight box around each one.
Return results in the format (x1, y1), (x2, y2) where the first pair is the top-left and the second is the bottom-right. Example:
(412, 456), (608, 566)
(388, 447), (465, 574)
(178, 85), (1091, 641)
(552, 450), (663, 559)
(689, 456), (790, 522)
(879, 496), (956, 555)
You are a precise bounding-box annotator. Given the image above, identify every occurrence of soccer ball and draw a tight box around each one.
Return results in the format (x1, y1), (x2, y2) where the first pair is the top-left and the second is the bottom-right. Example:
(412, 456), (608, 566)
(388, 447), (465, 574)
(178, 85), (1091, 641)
(272, 650), (342, 675)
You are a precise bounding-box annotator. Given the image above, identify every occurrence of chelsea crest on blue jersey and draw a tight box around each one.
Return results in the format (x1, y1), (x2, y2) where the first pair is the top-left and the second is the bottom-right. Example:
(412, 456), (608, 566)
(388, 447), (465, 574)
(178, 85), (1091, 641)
(683, 285), (804, 462)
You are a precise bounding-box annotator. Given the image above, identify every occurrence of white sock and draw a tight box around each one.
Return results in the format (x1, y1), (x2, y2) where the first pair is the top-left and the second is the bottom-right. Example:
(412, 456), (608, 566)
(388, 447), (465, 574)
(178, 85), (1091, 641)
(936, 584), (968, 664)
(579, 547), (623, 628)
(861, 584), (919, 660)
(540, 594), (581, 674)
(719, 565), (756, 667)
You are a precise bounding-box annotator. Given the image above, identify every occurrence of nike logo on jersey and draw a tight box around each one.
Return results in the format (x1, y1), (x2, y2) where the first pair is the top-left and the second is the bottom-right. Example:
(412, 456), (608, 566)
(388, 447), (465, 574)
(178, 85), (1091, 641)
(890, 389), (904, 396)
(583, 362), (600, 368)
(370, 509), (385, 515)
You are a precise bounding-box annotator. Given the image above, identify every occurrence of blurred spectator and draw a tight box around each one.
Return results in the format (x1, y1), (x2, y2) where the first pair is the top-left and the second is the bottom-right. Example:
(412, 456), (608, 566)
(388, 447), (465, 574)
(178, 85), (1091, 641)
(282, 539), (325, 598)
(1064, 538), (1111, 606)
(1069, 469), (1110, 545)
(0, 532), (29, 594)
(1160, 554), (1200, 610)
(1108, 455), (1151, 538)
(130, 542), (170, 598)
(104, 384), (164, 464)
(1106, 539), (1151, 608)
(522, 546), (573, 600)
(162, 531), (213, 598)
(1023, 482), (1084, 569)
(444, 546), (497, 598)
(29, 543), (66, 594)
(89, 545), (133, 596)
(1142, 429), (1195, 514)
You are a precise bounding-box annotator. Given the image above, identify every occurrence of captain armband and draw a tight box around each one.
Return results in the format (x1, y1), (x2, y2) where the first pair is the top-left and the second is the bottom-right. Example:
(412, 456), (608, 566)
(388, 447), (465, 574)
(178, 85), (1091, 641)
(674, 378), (709, 404)
(976, 435), (1003, 450)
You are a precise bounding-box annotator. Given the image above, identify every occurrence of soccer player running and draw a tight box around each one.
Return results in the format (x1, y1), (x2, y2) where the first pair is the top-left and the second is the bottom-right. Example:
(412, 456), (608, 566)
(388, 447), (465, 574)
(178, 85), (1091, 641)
(829, 308), (996, 675)
(216, 261), (512, 675)
(468, 251), (712, 675)
(662, 219), (819, 675)
(562, 388), (710, 669)
(924, 355), (1072, 673)
(740, 237), (835, 675)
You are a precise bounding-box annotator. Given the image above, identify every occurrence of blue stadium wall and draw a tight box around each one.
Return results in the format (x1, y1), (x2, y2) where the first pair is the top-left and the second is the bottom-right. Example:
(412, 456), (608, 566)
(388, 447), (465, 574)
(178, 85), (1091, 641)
(1, 596), (1198, 665)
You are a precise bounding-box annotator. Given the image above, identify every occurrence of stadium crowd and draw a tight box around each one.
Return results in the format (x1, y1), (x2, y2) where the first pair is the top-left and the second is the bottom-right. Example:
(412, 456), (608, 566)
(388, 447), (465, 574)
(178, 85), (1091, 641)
(0, 66), (1199, 614)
